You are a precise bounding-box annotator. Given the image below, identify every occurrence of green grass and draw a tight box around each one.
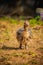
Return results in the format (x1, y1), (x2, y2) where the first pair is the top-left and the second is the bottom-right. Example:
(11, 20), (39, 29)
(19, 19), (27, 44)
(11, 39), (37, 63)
(0, 16), (43, 26)
(0, 16), (18, 24)
(30, 19), (43, 26)
(0, 16), (24, 25)
(29, 16), (43, 26)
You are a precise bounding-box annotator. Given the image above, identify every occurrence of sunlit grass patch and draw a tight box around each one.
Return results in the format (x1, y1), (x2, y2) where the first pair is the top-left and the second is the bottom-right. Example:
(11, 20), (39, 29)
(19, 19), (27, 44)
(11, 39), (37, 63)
(11, 52), (28, 58)
(28, 51), (37, 57)
(9, 19), (18, 24)
(11, 52), (23, 57)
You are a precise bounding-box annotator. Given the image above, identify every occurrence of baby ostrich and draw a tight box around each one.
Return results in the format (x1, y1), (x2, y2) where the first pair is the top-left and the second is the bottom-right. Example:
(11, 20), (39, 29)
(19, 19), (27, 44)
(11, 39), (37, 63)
(16, 20), (32, 49)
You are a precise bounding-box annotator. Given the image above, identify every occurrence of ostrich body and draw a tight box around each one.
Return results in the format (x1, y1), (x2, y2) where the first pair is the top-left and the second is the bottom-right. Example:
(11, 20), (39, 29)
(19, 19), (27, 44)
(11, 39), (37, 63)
(16, 20), (32, 49)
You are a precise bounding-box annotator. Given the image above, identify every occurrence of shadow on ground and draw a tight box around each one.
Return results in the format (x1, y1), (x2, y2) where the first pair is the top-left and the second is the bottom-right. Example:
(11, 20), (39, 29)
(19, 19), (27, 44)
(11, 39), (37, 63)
(1, 45), (20, 50)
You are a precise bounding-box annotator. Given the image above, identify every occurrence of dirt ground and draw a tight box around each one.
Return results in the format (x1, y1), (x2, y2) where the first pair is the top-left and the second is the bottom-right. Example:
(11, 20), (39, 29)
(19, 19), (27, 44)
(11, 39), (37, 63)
(0, 20), (43, 65)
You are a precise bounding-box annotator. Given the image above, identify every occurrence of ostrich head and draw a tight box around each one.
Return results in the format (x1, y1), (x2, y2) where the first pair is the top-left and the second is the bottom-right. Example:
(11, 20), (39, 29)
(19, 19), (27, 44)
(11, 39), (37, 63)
(24, 20), (30, 30)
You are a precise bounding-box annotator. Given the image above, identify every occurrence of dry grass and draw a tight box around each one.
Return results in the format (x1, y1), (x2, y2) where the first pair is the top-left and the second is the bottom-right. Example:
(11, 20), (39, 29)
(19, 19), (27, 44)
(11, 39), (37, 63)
(0, 20), (43, 65)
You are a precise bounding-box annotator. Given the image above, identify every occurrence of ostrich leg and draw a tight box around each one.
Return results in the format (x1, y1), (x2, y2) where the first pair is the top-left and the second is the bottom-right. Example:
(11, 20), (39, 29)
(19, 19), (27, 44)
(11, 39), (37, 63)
(19, 41), (22, 49)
